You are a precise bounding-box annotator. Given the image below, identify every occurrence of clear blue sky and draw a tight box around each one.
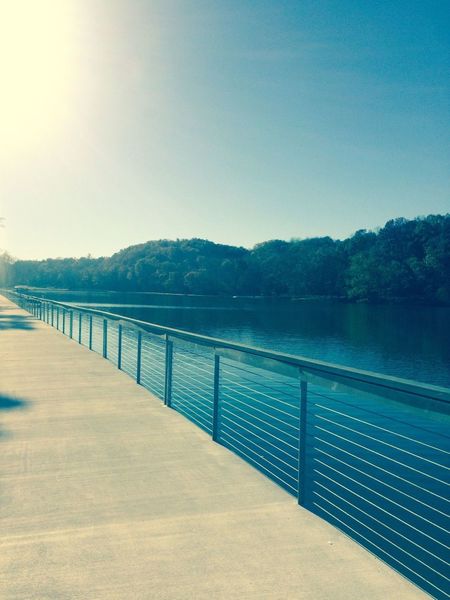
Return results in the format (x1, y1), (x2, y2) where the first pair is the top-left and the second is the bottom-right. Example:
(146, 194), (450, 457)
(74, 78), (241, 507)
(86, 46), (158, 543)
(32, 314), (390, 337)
(1, 0), (449, 259)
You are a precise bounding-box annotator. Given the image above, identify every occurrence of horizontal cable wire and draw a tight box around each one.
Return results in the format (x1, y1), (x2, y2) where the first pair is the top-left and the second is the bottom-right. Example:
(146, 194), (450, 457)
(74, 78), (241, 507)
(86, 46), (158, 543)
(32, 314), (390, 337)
(141, 337), (165, 351)
(141, 348), (165, 364)
(313, 413), (450, 471)
(171, 391), (212, 423)
(172, 356), (214, 374)
(172, 351), (213, 370)
(221, 381), (298, 422)
(140, 359), (165, 379)
(314, 481), (450, 568)
(141, 380), (164, 399)
(171, 389), (212, 420)
(313, 490), (450, 584)
(173, 372), (211, 394)
(221, 390), (298, 431)
(220, 433), (298, 494)
(220, 420), (299, 473)
(221, 366), (299, 402)
(174, 345), (211, 359)
(173, 359), (214, 380)
(171, 384), (213, 419)
(313, 423), (449, 487)
(140, 367), (165, 389)
(315, 445), (449, 519)
(309, 388), (450, 443)
(141, 361), (165, 378)
(171, 387), (212, 417)
(313, 492), (450, 593)
(314, 435), (449, 505)
(172, 404), (212, 434)
(313, 460), (450, 541)
(220, 405), (298, 453)
(221, 392), (299, 442)
(141, 356), (165, 376)
(312, 402), (450, 456)
(221, 374), (299, 413)
(314, 465), (450, 550)
(314, 488), (450, 586)
(222, 366), (300, 406)
(140, 361), (164, 381)
(220, 409), (298, 459)
(171, 392), (212, 432)
(172, 377), (213, 408)
(313, 501), (449, 599)
(221, 426), (299, 482)
(222, 359), (297, 384)
(172, 363), (213, 389)
(141, 345), (165, 361)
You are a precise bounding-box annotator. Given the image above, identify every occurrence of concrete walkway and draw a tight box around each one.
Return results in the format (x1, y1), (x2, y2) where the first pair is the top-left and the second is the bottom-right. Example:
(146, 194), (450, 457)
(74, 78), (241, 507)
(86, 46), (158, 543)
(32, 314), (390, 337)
(0, 295), (427, 599)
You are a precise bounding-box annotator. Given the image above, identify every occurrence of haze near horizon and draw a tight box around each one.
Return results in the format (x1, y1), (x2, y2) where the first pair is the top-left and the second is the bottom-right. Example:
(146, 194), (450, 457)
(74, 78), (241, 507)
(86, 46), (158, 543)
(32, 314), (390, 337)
(1, 0), (449, 260)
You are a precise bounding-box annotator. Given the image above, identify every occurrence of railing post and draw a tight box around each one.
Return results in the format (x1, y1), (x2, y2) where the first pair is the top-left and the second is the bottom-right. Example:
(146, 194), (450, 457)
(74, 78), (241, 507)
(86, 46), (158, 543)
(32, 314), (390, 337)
(89, 315), (93, 350)
(117, 324), (122, 369)
(164, 336), (173, 407)
(78, 312), (82, 343)
(298, 378), (308, 507)
(62, 309), (66, 334)
(69, 311), (73, 339)
(136, 331), (142, 383)
(212, 354), (220, 442)
(103, 319), (108, 358)
(51, 305), (54, 326)
(56, 306), (60, 330)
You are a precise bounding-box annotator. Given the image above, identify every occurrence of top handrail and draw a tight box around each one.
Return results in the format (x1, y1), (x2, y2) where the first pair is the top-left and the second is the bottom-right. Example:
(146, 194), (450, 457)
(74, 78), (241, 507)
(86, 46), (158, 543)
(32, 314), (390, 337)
(7, 289), (450, 410)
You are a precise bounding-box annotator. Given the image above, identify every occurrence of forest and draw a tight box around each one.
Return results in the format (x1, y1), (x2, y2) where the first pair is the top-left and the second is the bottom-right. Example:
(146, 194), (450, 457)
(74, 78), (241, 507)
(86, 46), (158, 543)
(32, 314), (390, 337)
(1, 214), (449, 304)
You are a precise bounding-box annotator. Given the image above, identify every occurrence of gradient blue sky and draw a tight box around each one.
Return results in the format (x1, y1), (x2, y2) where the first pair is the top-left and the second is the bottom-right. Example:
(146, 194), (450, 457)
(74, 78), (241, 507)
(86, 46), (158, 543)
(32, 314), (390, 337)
(1, 0), (449, 259)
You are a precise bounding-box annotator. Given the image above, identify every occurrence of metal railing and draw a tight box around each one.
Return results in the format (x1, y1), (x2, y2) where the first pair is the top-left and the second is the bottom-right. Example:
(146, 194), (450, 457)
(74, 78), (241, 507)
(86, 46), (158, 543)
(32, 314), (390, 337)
(4, 289), (450, 599)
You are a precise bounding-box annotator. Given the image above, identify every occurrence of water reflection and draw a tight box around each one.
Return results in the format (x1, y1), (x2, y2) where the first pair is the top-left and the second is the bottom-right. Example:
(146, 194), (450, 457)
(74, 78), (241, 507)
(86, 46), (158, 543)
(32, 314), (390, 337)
(34, 290), (450, 387)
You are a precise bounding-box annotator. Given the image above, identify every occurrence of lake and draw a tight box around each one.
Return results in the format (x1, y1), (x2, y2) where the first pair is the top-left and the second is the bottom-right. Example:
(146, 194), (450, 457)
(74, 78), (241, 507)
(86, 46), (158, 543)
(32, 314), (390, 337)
(32, 289), (450, 388)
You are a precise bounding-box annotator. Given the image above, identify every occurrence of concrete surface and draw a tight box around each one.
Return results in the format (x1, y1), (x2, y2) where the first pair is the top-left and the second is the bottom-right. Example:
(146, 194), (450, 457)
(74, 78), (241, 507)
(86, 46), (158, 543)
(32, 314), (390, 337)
(0, 295), (428, 599)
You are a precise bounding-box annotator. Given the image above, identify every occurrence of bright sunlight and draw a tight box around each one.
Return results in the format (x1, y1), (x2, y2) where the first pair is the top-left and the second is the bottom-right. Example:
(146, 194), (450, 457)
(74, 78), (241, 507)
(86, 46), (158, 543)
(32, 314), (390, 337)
(0, 0), (78, 150)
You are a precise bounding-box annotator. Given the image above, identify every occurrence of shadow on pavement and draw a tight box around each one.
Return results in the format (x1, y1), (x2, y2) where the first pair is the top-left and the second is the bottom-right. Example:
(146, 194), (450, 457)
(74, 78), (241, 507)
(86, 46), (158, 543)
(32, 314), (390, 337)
(0, 395), (29, 411)
(0, 394), (29, 443)
(0, 307), (35, 331)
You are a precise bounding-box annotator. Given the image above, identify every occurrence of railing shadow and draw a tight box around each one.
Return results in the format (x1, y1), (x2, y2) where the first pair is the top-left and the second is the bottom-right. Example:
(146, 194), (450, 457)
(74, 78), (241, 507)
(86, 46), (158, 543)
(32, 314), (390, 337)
(0, 307), (35, 331)
(0, 394), (29, 444)
(0, 395), (30, 515)
(0, 395), (29, 411)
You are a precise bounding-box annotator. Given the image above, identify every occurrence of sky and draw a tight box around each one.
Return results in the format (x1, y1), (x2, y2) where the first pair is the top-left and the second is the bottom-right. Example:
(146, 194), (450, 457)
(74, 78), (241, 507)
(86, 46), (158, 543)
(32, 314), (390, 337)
(0, 0), (449, 259)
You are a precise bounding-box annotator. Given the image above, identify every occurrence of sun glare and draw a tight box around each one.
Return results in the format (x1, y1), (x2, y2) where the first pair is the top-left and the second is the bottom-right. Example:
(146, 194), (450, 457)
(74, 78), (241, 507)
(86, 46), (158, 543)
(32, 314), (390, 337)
(0, 0), (77, 151)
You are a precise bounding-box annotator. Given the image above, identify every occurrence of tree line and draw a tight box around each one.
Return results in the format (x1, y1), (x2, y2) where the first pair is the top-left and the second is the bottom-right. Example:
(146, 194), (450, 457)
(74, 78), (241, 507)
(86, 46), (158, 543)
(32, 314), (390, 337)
(1, 214), (449, 304)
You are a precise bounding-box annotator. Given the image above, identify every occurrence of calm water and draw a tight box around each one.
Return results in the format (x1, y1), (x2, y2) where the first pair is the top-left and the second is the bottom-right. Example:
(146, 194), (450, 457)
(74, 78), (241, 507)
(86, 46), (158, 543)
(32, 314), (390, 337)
(36, 290), (450, 388)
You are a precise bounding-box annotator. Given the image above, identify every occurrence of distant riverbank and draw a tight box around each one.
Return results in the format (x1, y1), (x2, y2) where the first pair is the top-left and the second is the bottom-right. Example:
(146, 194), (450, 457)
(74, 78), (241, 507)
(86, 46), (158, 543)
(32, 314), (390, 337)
(3, 214), (450, 306)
